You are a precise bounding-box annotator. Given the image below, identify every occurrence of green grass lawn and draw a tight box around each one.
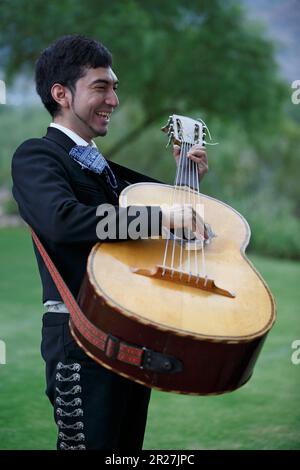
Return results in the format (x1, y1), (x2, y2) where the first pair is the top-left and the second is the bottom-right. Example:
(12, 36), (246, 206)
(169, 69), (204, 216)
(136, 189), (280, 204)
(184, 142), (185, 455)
(0, 227), (299, 450)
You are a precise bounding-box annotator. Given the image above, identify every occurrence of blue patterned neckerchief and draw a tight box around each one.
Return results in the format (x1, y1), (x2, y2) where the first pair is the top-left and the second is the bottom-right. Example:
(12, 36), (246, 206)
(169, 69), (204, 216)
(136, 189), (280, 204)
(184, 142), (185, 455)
(69, 145), (118, 197)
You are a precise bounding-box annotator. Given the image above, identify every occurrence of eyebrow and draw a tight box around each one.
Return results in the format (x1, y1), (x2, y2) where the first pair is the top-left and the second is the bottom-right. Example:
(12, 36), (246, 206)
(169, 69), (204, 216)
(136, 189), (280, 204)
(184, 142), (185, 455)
(89, 79), (119, 87)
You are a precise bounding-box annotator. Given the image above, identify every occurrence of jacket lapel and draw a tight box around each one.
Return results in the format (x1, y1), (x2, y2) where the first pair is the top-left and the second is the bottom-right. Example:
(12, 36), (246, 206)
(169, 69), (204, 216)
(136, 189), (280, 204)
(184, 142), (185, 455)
(43, 126), (77, 154)
(43, 126), (162, 187)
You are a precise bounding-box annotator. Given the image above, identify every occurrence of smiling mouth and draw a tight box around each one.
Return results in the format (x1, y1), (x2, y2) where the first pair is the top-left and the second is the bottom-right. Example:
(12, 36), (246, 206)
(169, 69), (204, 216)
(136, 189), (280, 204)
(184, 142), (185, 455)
(95, 111), (111, 122)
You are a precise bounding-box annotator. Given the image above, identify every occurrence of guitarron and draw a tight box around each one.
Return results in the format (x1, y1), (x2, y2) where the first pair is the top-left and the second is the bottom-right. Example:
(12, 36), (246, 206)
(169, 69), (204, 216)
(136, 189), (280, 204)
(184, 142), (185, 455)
(72, 115), (276, 395)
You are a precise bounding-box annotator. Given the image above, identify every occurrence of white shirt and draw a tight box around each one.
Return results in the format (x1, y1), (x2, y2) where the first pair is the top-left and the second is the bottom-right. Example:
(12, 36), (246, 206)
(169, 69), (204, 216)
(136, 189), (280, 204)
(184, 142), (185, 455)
(50, 122), (97, 148)
(44, 123), (97, 313)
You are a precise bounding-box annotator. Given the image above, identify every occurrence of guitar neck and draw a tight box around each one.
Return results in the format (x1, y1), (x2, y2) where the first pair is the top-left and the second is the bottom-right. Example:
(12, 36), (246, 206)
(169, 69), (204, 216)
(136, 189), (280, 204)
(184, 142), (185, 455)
(175, 142), (200, 191)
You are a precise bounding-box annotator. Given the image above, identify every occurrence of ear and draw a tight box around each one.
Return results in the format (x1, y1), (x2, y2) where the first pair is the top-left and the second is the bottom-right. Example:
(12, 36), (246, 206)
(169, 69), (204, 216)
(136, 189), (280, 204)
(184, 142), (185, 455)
(51, 83), (72, 110)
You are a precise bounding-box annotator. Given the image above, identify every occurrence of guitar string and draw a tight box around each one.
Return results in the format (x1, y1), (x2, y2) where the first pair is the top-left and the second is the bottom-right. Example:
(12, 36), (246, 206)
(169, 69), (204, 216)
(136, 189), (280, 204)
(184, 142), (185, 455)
(187, 142), (192, 280)
(192, 158), (202, 281)
(178, 142), (187, 274)
(169, 141), (186, 276)
(180, 141), (193, 277)
(162, 140), (185, 274)
(177, 142), (188, 275)
(195, 158), (206, 280)
(179, 141), (191, 276)
(162, 122), (207, 280)
(163, 140), (203, 278)
(182, 142), (205, 281)
(192, 159), (199, 280)
(197, 131), (206, 279)
(185, 134), (206, 282)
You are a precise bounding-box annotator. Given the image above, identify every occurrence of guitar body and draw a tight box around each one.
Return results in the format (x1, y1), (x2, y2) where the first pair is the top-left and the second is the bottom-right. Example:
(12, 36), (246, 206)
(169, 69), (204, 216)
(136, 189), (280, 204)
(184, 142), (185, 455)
(73, 182), (276, 395)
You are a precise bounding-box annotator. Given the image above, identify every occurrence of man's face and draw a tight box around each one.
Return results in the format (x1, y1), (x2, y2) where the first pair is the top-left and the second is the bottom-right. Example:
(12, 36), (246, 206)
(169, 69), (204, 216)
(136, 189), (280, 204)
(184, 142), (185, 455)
(64, 66), (119, 141)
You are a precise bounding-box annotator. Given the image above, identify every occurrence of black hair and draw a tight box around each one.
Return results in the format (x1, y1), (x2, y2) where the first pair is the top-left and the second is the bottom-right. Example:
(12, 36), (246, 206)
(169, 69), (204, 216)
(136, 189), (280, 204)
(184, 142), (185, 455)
(35, 35), (112, 116)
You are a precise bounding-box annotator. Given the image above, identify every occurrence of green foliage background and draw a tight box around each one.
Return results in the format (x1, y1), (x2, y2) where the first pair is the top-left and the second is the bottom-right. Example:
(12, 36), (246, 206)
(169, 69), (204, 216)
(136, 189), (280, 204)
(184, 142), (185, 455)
(0, 0), (299, 451)
(0, 228), (299, 450)
(1, 0), (299, 258)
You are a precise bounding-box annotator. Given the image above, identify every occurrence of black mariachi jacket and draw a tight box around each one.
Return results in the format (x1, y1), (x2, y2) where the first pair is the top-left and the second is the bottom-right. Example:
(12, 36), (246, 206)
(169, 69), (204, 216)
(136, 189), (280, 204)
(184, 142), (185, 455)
(12, 126), (162, 303)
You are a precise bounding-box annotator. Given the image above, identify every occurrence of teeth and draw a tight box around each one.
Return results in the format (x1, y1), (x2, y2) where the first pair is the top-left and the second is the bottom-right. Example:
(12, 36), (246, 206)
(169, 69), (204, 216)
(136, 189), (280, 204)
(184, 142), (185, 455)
(96, 112), (110, 118)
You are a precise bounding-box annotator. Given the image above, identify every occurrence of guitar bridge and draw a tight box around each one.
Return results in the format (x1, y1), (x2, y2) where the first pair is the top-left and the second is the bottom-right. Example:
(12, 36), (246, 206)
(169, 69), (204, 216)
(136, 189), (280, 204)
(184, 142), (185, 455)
(131, 265), (235, 298)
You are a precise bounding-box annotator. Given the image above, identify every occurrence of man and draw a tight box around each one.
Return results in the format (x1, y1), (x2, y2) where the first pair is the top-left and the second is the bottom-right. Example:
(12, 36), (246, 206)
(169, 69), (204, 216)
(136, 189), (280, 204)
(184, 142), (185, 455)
(11, 35), (208, 450)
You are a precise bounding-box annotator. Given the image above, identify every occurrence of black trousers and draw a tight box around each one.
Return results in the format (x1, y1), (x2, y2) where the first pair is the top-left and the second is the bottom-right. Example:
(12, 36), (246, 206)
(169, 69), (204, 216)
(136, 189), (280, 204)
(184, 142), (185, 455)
(41, 312), (151, 450)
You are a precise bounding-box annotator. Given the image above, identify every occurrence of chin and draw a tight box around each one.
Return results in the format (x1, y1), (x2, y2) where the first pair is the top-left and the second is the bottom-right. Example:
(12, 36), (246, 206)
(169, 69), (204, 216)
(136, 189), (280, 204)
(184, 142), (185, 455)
(95, 127), (108, 137)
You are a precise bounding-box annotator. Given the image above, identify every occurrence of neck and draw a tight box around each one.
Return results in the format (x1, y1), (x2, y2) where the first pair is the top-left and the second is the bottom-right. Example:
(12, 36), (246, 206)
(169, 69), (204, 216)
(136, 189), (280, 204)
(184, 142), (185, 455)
(53, 117), (93, 144)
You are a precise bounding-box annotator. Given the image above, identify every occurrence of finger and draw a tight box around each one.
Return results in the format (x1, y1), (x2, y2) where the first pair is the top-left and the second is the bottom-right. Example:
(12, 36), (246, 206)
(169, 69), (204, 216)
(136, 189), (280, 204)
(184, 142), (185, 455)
(196, 160), (209, 169)
(192, 211), (205, 237)
(190, 144), (205, 151)
(189, 144), (206, 152)
(187, 155), (207, 164)
(187, 150), (207, 160)
(192, 226), (205, 242)
(173, 144), (181, 157)
(187, 155), (207, 167)
(194, 218), (205, 235)
(198, 164), (209, 174)
(188, 158), (209, 174)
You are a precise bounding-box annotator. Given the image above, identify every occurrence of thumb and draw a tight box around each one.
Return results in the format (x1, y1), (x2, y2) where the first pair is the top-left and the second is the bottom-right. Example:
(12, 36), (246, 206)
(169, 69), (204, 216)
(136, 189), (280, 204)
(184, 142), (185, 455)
(173, 144), (181, 158)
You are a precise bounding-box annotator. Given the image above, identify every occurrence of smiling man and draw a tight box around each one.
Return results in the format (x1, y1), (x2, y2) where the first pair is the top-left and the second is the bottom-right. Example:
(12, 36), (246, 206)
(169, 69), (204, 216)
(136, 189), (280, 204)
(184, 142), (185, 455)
(51, 65), (119, 140)
(11, 35), (208, 451)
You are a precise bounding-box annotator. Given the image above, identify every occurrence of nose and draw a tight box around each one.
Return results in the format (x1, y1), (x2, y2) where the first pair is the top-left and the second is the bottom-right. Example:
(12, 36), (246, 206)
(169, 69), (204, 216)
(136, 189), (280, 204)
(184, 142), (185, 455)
(105, 88), (119, 108)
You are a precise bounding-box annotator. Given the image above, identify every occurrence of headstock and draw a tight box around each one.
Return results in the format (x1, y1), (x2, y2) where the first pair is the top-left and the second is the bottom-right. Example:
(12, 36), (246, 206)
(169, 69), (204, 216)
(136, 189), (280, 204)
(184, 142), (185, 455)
(161, 114), (206, 147)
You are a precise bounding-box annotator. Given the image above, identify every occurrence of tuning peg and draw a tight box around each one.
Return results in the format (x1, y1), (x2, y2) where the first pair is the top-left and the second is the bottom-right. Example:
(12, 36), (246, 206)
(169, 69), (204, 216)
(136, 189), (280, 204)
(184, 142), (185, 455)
(167, 125), (174, 136)
(161, 116), (174, 134)
(166, 132), (174, 148)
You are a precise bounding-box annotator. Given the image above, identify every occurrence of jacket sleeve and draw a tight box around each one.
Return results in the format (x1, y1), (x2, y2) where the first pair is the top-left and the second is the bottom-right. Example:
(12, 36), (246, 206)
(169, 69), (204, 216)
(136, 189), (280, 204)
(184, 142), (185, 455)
(11, 139), (162, 244)
(109, 159), (164, 185)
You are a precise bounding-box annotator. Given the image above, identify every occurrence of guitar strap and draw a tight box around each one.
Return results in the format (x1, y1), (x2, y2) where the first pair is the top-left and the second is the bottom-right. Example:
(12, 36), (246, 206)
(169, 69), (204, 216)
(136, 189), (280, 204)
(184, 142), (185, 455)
(31, 228), (182, 375)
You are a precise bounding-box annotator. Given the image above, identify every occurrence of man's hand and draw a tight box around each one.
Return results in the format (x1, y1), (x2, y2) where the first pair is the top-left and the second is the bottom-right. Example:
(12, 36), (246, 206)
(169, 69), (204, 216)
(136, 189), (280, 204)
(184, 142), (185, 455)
(161, 204), (208, 241)
(173, 144), (208, 180)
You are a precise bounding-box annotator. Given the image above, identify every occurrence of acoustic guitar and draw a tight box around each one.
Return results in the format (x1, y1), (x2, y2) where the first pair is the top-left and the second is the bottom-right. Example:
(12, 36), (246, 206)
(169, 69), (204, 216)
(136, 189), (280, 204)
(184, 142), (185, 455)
(73, 115), (276, 395)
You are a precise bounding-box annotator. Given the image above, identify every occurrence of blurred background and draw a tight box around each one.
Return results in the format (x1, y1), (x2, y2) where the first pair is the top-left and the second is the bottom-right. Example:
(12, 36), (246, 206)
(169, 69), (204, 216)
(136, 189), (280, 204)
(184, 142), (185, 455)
(0, 0), (299, 450)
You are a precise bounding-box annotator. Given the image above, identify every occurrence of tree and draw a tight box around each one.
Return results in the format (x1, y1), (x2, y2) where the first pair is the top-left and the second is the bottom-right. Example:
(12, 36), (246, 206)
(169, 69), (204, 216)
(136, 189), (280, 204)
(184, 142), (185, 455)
(0, 0), (286, 157)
